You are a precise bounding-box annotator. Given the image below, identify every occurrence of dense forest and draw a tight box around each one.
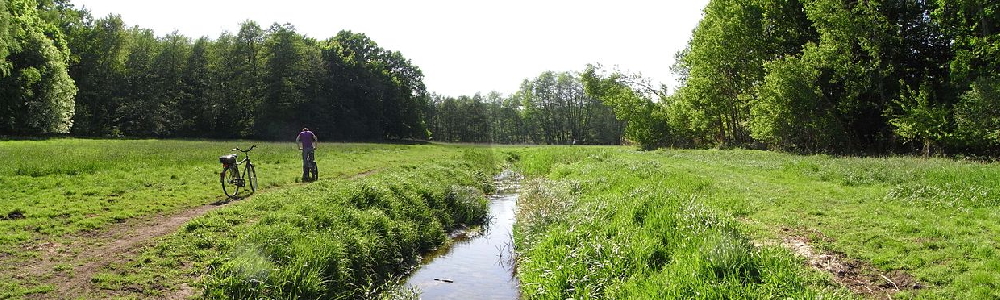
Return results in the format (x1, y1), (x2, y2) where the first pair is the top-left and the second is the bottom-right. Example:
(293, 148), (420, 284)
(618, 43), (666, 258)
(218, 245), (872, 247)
(2, 0), (429, 140)
(0, 0), (622, 144)
(5, 0), (1000, 154)
(589, 0), (1000, 155)
(426, 72), (623, 145)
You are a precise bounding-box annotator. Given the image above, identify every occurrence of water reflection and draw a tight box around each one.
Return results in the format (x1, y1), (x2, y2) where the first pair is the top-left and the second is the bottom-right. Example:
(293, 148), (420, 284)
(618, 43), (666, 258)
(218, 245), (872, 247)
(404, 179), (520, 299)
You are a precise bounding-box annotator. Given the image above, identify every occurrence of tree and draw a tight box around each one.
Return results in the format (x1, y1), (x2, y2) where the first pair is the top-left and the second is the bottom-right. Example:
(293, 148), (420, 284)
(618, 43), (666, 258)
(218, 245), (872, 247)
(67, 14), (128, 136)
(175, 37), (215, 137)
(934, 0), (1000, 86)
(749, 51), (846, 152)
(582, 65), (667, 149)
(148, 32), (191, 137)
(205, 21), (266, 138)
(257, 23), (310, 139)
(320, 30), (428, 141)
(0, 0), (77, 135)
(1, 0), (12, 77)
(952, 77), (1000, 151)
(378, 50), (429, 140)
(889, 81), (950, 157)
(425, 70), (620, 145)
(512, 70), (615, 145)
(673, 0), (817, 147)
(116, 27), (159, 136)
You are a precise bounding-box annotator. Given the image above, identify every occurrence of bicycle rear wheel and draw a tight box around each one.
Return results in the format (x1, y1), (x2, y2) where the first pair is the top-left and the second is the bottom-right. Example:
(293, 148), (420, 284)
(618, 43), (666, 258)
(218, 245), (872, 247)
(221, 166), (242, 198)
(246, 163), (258, 194)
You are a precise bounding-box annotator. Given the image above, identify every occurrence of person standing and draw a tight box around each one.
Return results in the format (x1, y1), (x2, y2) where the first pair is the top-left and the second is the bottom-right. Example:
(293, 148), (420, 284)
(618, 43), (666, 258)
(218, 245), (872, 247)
(296, 128), (318, 181)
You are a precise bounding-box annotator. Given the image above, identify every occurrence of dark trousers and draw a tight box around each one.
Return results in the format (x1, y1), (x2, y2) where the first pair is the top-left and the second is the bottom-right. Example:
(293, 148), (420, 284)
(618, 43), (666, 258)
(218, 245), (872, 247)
(302, 148), (316, 179)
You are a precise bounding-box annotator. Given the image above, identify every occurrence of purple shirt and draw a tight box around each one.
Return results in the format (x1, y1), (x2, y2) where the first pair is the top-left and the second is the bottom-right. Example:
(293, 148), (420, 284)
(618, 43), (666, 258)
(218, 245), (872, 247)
(297, 131), (316, 149)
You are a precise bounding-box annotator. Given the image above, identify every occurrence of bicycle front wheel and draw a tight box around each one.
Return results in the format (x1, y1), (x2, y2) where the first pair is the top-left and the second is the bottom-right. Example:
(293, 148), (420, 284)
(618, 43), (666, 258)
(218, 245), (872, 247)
(246, 163), (258, 194)
(221, 166), (242, 198)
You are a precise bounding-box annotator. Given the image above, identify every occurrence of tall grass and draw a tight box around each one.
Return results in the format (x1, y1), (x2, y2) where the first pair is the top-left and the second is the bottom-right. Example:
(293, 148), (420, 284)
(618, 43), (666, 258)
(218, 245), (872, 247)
(0, 139), (501, 299)
(512, 146), (1000, 299)
(97, 146), (500, 299)
(0, 139), (431, 249)
(512, 147), (843, 299)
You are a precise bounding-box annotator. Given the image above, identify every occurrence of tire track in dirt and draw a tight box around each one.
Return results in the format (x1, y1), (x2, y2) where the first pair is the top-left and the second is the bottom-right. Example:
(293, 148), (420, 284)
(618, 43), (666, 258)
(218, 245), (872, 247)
(9, 169), (380, 299)
(18, 202), (229, 299)
(773, 228), (923, 299)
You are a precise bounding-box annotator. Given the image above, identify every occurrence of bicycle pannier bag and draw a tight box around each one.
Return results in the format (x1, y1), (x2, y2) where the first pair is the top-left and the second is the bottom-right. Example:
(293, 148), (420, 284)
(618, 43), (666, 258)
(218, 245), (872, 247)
(219, 154), (237, 165)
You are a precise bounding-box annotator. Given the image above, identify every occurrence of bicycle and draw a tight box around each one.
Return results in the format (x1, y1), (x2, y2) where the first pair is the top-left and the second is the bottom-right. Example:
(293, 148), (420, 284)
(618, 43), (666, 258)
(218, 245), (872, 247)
(301, 147), (318, 182)
(219, 145), (258, 198)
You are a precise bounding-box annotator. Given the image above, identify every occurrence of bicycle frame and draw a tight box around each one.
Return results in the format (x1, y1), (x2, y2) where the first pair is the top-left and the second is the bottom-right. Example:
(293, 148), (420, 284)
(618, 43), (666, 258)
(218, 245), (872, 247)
(223, 162), (244, 186)
(221, 145), (257, 198)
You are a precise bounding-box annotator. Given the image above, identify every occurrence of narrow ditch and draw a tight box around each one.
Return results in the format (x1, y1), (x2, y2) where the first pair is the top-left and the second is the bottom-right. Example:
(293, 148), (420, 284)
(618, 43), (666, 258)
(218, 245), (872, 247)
(403, 170), (521, 299)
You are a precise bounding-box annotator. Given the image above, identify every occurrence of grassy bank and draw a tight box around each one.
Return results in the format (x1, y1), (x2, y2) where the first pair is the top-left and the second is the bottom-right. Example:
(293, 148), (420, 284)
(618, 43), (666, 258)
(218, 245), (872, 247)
(511, 147), (1000, 299)
(7, 140), (999, 299)
(111, 148), (498, 299)
(0, 139), (435, 249)
(0, 139), (499, 298)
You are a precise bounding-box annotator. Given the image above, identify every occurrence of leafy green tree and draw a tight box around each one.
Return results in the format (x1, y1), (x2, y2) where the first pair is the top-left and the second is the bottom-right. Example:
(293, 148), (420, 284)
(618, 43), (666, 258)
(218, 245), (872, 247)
(378, 50), (429, 140)
(0, 0), (12, 76)
(0, 0), (77, 135)
(426, 71), (619, 145)
(800, 0), (952, 153)
(582, 65), (667, 149)
(515, 71), (612, 144)
(149, 32), (191, 137)
(749, 51), (845, 152)
(672, 0), (959, 154)
(519, 73), (559, 144)
(256, 23), (312, 139)
(67, 14), (129, 136)
(324, 31), (389, 139)
(175, 37), (215, 137)
(320, 30), (428, 141)
(673, 0), (816, 147)
(483, 91), (533, 144)
(889, 81), (951, 157)
(953, 77), (1000, 151)
(116, 27), (159, 136)
(205, 21), (265, 138)
(934, 0), (1000, 85)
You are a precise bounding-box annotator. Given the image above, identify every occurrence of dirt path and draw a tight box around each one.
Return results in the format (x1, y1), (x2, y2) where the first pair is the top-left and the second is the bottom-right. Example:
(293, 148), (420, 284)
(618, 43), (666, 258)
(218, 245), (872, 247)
(774, 228), (923, 299)
(15, 202), (228, 299)
(7, 169), (379, 299)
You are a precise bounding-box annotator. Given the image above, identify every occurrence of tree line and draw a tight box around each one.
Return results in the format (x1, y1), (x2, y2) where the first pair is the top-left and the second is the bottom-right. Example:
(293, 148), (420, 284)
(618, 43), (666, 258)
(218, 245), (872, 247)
(2, 0), (429, 140)
(588, 0), (1000, 156)
(17, 0), (996, 155)
(1, 0), (624, 144)
(426, 71), (623, 144)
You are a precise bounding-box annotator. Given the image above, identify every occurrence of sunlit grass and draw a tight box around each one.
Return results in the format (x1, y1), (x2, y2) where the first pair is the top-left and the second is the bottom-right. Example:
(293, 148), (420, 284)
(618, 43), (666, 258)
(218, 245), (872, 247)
(0, 138), (500, 299)
(7, 140), (999, 298)
(93, 147), (498, 299)
(512, 146), (1000, 299)
(0, 139), (441, 249)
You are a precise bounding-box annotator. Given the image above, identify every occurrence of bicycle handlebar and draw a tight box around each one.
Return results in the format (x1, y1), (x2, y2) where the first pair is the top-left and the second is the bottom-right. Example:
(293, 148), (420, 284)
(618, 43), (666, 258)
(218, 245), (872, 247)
(233, 145), (257, 153)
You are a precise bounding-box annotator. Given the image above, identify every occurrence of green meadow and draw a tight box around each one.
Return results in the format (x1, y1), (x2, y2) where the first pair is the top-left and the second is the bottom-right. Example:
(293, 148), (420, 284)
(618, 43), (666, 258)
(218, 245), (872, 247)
(0, 139), (497, 298)
(511, 147), (1000, 299)
(2, 139), (999, 299)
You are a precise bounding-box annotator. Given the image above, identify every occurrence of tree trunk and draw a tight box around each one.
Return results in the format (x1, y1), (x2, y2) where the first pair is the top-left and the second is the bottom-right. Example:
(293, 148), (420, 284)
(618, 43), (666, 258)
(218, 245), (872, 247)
(923, 137), (930, 158)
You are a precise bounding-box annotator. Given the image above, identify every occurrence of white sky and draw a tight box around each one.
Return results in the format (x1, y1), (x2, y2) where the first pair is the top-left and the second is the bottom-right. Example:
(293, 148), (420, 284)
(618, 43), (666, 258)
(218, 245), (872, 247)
(70, 0), (708, 97)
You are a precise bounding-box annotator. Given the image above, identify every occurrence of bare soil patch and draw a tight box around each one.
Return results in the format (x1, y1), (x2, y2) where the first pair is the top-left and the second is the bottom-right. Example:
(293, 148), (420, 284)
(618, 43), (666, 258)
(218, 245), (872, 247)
(12, 201), (229, 299)
(777, 228), (923, 299)
(5, 169), (382, 299)
(350, 168), (379, 179)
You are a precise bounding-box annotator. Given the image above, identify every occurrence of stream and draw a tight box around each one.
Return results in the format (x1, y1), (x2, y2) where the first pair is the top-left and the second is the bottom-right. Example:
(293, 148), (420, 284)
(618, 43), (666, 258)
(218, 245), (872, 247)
(404, 171), (520, 299)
